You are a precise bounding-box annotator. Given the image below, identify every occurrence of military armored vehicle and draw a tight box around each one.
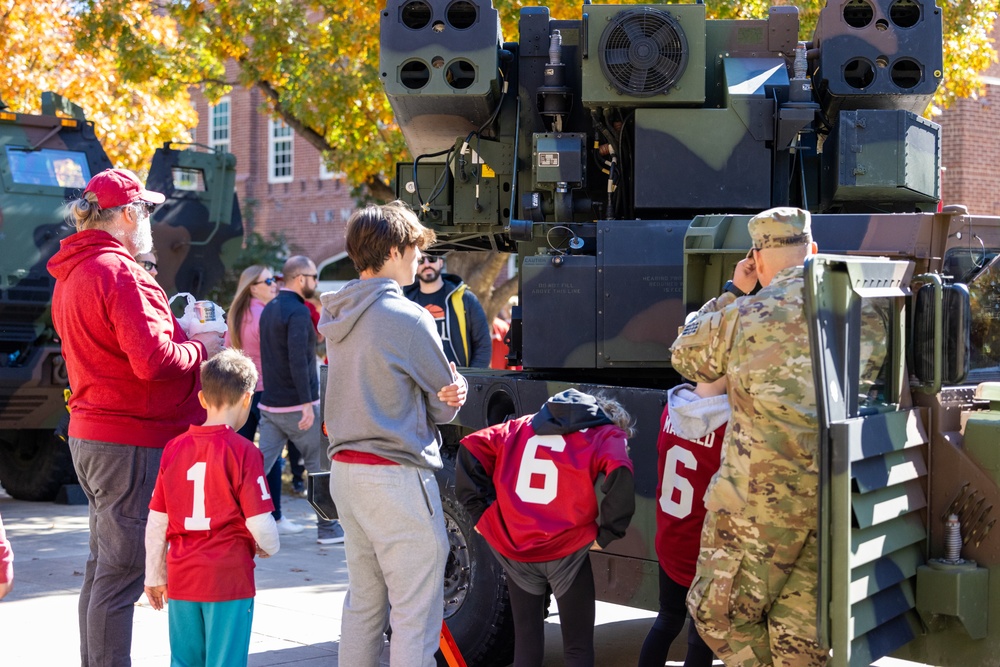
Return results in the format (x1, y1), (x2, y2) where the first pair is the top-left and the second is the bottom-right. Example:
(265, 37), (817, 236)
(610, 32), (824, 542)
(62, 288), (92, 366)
(371, 0), (1000, 664)
(0, 93), (242, 501)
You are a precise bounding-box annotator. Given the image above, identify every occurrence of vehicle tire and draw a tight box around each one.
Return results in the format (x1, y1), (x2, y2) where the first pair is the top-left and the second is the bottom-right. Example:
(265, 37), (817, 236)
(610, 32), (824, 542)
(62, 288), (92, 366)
(436, 455), (516, 667)
(0, 429), (77, 501)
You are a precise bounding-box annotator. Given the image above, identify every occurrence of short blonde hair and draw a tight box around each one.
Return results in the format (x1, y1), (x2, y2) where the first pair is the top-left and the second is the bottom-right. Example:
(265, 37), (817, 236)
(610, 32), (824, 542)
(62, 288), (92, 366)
(200, 349), (258, 409)
(345, 201), (436, 274)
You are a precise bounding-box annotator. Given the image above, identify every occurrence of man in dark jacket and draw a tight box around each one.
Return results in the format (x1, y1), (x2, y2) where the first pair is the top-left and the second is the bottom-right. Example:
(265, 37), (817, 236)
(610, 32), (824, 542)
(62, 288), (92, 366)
(258, 255), (343, 544)
(403, 252), (492, 368)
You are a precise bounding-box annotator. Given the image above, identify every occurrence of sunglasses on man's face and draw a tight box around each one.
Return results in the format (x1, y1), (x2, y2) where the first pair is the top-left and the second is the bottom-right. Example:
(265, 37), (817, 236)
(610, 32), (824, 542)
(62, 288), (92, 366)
(254, 277), (276, 286)
(418, 256), (441, 265)
(140, 260), (157, 272)
(133, 202), (156, 218)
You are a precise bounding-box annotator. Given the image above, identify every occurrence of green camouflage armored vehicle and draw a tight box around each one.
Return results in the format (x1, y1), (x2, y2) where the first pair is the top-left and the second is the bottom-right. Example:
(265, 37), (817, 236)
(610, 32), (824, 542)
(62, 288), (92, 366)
(369, 0), (1000, 664)
(0, 93), (242, 501)
(372, 0), (1000, 666)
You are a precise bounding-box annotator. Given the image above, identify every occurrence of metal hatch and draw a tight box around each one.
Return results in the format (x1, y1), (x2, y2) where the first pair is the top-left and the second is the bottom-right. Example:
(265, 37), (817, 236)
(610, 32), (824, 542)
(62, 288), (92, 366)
(805, 254), (929, 666)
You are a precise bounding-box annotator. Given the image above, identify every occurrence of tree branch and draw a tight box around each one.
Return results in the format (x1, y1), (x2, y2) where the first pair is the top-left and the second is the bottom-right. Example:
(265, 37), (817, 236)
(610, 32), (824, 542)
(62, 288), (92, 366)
(482, 276), (519, 322)
(253, 78), (331, 155)
(251, 76), (392, 201)
(364, 174), (395, 202)
(446, 252), (518, 321)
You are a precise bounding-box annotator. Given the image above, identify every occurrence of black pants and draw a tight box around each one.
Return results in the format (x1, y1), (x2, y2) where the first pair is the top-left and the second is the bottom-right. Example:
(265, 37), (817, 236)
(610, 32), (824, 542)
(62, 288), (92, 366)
(287, 441), (306, 485)
(507, 556), (595, 667)
(637, 567), (715, 667)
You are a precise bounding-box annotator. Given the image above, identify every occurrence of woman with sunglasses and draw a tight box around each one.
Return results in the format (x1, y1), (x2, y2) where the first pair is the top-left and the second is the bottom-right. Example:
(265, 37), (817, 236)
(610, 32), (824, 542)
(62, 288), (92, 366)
(225, 266), (305, 535)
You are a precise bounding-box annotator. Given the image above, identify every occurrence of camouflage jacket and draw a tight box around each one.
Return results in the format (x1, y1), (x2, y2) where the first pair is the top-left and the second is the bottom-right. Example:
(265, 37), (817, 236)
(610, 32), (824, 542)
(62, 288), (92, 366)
(669, 265), (818, 530)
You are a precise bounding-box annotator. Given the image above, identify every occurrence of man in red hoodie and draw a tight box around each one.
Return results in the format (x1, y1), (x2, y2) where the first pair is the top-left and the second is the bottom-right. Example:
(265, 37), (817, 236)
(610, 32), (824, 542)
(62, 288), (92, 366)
(47, 168), (224, 667)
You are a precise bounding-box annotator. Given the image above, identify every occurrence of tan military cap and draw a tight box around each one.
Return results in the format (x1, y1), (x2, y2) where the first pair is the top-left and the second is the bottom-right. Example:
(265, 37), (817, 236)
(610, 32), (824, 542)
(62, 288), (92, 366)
(748, 207), (812, 249)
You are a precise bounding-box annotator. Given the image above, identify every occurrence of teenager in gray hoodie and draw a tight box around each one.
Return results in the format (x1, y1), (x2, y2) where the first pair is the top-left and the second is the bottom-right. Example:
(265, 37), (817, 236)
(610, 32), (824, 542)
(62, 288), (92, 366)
(317, 201), (468, 667)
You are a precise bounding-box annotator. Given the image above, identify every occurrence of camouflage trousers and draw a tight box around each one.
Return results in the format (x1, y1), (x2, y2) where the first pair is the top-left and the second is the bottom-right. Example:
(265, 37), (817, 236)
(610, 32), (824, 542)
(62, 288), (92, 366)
(686, 512), (829, 667)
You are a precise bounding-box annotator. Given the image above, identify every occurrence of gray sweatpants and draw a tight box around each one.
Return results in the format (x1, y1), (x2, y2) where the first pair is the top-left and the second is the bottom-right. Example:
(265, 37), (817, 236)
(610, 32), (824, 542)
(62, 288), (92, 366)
(258, 406), (335, 535)
(69, 438), (162, 667)
(330, 460), (448, 667)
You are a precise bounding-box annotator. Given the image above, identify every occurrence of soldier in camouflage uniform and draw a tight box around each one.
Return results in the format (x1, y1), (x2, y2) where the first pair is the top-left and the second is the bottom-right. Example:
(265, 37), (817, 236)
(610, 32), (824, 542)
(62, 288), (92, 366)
(670, 207), (829, 667)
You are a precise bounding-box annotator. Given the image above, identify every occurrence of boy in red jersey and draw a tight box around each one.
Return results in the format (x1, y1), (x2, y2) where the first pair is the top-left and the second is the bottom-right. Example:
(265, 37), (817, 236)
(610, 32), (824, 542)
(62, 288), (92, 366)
(638, 377), (728, 667)
(143, 349), (280, 667)
(456, 389), (635, 667)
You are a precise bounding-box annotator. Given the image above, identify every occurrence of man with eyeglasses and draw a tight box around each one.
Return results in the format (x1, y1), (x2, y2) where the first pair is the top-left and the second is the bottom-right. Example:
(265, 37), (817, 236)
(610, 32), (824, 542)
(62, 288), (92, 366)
(48, 168), (224, 666)
(403, 251), (492, 368)
(258, 255), (343, 544)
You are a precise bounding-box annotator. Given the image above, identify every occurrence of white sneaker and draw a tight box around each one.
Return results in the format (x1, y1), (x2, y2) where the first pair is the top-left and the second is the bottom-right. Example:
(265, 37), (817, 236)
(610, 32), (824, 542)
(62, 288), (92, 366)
(275, 518), (305, 534)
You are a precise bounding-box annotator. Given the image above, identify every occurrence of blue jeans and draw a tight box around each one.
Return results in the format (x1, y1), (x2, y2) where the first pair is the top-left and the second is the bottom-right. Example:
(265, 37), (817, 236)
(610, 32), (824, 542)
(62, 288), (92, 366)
(70, 438), (162, 667)
(237, 392), (284, 521)
(235, 391), (262, 443)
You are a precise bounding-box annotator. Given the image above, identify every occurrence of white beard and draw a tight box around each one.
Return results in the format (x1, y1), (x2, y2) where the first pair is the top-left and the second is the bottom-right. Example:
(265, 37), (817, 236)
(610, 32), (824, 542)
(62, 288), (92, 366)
(128, 216), (154, 255)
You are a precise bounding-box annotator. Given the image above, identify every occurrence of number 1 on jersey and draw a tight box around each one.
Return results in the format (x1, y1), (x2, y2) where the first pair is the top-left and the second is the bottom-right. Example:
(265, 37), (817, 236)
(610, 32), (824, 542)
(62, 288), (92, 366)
(257, 475), (271, 500)
(184, 461), (212, 531)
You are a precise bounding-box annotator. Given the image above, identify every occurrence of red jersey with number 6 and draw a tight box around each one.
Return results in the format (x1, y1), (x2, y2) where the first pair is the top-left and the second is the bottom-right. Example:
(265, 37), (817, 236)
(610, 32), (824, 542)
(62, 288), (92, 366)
(149, 424), (274, 602)
(462, 416), (632, 563)
(655, 403), (726, 587)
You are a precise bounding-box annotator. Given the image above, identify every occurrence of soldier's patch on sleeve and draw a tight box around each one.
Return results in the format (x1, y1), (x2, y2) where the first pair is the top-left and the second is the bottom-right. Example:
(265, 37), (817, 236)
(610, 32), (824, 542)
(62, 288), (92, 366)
(671, 309), (728, 355)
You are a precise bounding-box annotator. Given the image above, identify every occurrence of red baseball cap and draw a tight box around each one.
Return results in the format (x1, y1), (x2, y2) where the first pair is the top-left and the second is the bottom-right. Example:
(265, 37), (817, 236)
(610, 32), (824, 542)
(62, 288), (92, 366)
(83, 168), (166, 209)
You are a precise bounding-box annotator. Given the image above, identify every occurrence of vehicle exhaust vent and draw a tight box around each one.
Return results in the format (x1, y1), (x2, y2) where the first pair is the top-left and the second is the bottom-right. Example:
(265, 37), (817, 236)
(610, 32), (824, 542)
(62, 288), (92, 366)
(598, 8), (688, 97)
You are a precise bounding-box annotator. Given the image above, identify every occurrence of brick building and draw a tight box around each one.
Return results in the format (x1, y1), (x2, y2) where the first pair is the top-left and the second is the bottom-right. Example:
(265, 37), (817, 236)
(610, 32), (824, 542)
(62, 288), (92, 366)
(190, 78), (360, 289)
(938, 43), (1000, 216)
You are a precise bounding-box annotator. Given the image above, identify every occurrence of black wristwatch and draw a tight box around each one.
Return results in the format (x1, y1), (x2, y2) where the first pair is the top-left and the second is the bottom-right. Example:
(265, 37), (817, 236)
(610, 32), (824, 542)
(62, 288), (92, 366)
(723, 280), (746, 298)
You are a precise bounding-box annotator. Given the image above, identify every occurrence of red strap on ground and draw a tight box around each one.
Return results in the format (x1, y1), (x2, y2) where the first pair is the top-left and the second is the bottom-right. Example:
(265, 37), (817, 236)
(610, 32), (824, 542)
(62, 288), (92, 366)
(439, 621), (467, 667)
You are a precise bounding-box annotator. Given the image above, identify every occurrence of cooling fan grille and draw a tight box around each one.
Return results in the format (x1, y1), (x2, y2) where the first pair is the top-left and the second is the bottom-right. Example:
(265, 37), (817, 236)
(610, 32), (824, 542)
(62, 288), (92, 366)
(598, 8), (688, 97)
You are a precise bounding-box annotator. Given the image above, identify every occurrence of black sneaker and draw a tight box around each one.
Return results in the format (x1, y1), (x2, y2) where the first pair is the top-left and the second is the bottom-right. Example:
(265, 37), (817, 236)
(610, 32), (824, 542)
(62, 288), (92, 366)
(317, 522), (345, 545)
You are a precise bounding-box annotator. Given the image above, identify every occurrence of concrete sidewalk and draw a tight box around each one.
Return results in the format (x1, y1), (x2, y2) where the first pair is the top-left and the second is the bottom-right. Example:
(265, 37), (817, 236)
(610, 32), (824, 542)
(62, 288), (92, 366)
(0, 491), (668, 666)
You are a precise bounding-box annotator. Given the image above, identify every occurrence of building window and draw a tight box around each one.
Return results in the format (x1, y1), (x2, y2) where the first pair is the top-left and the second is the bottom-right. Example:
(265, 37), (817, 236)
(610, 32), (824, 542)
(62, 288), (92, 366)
(209, 97), (230, 153)
(269, 118), (294, 183)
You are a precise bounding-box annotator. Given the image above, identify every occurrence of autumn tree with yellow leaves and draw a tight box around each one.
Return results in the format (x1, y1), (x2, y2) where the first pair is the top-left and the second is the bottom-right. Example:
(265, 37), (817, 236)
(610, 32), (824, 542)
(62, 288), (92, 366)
(7, 0), (996, 190)
(5, 0), (996, 314)
(1, 0), (198, 174)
